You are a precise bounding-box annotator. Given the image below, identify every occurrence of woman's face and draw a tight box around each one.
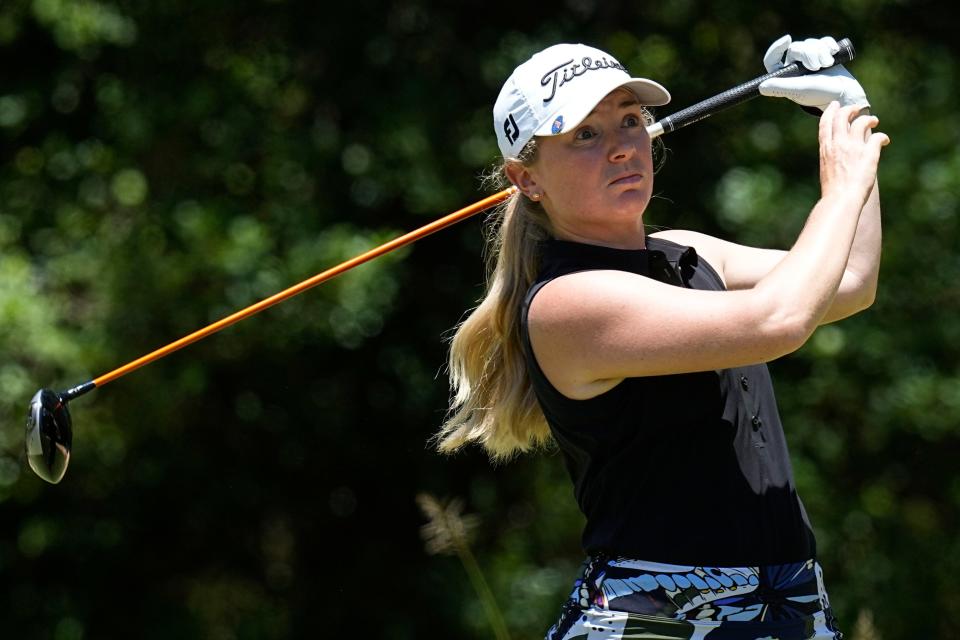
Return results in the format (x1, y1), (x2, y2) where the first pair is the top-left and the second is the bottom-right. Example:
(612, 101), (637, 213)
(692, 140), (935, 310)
(511, 88), (654, 246)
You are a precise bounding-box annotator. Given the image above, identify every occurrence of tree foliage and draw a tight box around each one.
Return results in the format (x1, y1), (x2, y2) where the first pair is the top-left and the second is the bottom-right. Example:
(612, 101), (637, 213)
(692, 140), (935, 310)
(1, 1), (957, 638)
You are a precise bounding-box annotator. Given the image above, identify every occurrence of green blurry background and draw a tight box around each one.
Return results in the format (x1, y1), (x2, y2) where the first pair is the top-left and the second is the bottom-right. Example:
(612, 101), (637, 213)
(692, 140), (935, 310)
(1, 1), (957, 638)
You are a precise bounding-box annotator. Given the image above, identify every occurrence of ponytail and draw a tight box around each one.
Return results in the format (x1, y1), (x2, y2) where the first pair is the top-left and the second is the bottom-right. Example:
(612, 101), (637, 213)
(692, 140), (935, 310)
(435, 144), (555, 460)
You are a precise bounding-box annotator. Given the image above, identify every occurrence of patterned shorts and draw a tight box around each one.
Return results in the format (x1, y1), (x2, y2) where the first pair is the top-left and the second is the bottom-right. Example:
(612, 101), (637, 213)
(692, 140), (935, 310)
(546, 555), (843, 640)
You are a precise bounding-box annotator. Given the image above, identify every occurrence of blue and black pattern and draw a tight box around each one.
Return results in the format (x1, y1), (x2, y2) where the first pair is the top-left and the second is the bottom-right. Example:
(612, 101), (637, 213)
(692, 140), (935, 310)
(547, 557), (843, 640)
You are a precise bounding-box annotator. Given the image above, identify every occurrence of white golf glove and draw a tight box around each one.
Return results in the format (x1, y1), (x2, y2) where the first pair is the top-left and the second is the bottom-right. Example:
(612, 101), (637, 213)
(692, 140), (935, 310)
(758, 35), (869, 112)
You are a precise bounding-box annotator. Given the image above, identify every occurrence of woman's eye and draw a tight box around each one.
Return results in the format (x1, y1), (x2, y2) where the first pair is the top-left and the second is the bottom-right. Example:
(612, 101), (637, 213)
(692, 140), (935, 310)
(623, 114), (641, 127)
(575, 128), (595, 141)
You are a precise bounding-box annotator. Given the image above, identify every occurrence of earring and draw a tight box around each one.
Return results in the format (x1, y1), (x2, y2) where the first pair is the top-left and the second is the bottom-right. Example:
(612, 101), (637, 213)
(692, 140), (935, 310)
(530, 192), (541, 201)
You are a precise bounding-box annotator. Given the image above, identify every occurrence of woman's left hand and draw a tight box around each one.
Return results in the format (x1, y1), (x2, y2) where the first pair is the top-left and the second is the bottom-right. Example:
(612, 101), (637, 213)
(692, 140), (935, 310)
(758, 34), (869, 111)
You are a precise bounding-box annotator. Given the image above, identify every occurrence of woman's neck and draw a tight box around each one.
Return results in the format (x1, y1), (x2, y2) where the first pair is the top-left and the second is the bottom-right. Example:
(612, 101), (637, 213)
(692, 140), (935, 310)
(549, 222), (647, 250)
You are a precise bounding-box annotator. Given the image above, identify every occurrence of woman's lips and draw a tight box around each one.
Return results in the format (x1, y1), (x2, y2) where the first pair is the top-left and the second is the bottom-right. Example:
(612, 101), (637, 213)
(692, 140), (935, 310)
(609, 173), (643, 186)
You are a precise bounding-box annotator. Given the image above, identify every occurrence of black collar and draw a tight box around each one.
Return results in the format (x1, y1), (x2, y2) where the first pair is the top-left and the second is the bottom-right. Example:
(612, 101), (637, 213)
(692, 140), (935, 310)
(539, 238), (699, 286)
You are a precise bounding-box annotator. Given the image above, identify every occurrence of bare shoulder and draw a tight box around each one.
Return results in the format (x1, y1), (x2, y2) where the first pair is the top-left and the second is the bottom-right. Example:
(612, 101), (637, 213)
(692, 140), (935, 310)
(529, 267), (662, 317)
(649, 228), (718, 246)
(650, 229), (729, 258)
(649, 228), (728, 285)
(652, 229), (787, 292)
(527, 269), (651, 399)
(528, 270), (642, 343)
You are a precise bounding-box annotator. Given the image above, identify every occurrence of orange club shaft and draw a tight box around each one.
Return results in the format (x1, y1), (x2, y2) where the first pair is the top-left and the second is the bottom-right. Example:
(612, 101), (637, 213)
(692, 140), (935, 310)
(91, 186), (518, 388)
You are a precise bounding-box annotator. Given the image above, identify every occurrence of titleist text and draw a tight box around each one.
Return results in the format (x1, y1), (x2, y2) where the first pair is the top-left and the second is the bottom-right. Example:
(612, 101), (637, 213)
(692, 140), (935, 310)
(540, 56), (626, 103)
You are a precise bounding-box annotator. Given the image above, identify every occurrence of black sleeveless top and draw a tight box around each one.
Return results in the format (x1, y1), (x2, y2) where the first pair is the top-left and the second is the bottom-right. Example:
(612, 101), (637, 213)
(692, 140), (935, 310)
(520, 237), (816, 566)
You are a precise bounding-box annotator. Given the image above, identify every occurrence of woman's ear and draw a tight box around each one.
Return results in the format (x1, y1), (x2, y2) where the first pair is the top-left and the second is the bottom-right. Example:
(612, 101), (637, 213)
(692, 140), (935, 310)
(504, 161), (542, 201)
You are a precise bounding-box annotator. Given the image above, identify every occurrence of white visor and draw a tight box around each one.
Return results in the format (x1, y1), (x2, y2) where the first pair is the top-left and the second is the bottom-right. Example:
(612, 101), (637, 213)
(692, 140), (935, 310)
(494, 43), (670, 159)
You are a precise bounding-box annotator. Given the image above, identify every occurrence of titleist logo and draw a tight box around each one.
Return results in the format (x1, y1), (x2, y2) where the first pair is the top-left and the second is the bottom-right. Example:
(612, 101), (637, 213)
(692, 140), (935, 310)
(540, 56), (627, 103)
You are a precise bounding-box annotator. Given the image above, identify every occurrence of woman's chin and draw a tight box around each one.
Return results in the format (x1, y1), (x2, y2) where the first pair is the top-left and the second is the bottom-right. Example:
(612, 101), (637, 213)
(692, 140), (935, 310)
(608, 190), (651, 214)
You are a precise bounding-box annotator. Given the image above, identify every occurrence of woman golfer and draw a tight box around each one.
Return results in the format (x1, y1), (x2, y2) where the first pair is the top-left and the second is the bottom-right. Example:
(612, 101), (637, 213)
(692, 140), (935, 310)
(437, 35), (887, 640)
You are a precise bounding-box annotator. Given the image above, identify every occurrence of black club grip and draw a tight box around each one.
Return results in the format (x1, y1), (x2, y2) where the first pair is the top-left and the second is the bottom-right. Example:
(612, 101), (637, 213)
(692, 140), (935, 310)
(652, 37), (855, 136)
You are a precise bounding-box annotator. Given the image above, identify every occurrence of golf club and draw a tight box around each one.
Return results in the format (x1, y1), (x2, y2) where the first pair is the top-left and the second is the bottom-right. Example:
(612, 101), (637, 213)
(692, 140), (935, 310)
(25, 38), (856, 484)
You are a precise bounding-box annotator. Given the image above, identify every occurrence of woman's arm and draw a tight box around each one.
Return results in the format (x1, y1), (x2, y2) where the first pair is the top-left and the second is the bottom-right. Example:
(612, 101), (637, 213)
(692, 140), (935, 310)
(653, 177), (881, 324)
(529, 104), (888, 400)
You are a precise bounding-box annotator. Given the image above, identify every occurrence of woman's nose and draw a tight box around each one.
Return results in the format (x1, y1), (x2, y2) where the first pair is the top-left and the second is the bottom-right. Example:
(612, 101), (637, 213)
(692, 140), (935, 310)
(609, 139), (637, 163)
(609, 127), (649, 163)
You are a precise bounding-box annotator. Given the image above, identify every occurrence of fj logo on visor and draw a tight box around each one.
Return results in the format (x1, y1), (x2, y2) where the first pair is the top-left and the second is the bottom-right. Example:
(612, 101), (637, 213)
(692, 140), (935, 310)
(503, 113), (520, 145)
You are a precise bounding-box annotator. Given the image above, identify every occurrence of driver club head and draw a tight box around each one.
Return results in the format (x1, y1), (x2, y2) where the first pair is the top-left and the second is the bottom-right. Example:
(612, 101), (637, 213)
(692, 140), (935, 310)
(25, 389), (73, 484)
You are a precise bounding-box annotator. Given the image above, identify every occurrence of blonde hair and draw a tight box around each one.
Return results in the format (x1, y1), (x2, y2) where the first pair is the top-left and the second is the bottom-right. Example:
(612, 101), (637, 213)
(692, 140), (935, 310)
(435, 104), (659, 461)
(434, 140), (555, 461)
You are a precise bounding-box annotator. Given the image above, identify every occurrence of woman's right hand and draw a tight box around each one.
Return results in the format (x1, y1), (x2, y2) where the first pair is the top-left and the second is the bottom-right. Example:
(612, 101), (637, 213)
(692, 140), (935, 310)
(818, 101), (889, 205)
